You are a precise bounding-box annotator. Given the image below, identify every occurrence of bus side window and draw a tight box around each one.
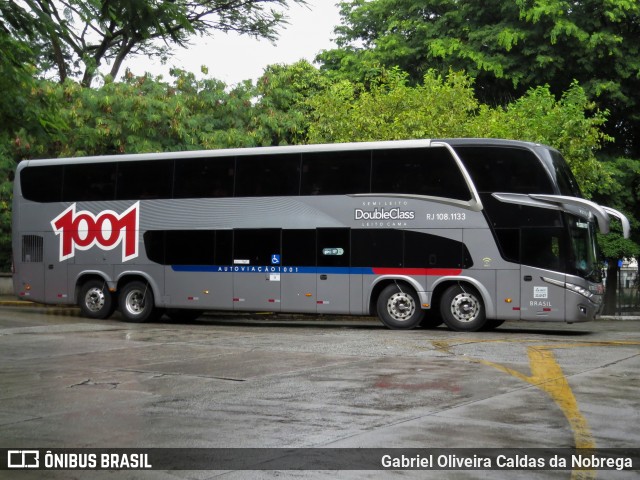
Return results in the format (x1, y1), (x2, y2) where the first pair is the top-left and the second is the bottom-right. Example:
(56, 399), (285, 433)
(116, 160), (173, 200)
(174, 157), (235, 198)
(317, 228), (350, 267)
(235, 154), (300, 197)
(301, 151), (371, 195)
(63, 162), (116, 201)
(372, 147), (471, 200)
(21, 165), (64, 202)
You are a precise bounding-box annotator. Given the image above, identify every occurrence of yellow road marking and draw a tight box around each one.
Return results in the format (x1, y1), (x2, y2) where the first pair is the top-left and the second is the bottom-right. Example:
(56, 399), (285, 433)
(432, 339), (640, 480)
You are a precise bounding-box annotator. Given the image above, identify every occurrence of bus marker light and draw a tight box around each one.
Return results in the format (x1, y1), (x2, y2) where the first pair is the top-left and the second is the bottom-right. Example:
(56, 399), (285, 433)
(24, 284), (31, 291)
(505, 298), (512, 303)
(305, 293), (312, 297)
(422, 303), (430, 308)
(203, 290), (209, 294)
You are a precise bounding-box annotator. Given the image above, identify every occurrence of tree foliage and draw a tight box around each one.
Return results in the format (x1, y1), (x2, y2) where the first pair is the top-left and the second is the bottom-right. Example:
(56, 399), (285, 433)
(1, 0), (307, 87)
(308, 68), (610, 197)
(319, 0), (640, 156)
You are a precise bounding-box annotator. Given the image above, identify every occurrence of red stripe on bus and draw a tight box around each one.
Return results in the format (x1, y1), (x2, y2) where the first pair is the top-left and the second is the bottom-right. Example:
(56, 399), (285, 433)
(372, 268), (463, 276)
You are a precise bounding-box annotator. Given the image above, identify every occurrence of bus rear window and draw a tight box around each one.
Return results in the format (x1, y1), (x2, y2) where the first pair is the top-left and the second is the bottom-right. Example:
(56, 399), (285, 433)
(21, 165), (63, 202)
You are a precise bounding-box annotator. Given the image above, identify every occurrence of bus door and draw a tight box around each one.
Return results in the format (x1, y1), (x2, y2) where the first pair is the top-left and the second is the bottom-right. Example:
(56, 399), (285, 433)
(232, 229), (282, 312)
(316, 228), (351, 314)
(281, 230), (317, 313)
(43, 231), (69, 303)
(519, 228), (566, 321)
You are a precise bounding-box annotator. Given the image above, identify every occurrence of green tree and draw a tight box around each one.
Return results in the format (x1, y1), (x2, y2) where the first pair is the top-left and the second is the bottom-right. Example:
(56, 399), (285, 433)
(252, 60), (328, 145)
(1, 0), (307, 87)
(319, 0), (640, 156)
(308, 68), (609, 197)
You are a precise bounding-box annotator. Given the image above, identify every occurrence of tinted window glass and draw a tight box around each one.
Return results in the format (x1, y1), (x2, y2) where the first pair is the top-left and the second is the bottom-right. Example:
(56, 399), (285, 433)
(144, 231), (165, 264)
(301, 151), (370, 195)
(282, 230), (316, 266)
(494, 229), (520, 263)
(480, 193), (563, 228)
(164, 230), (215, 265)
(550, 150), (582, 197)
(233, 229), (281, 265)
(174, 157), (235, 198)
(521, 227), (565, 271)
(372, 147), (470, 200)
(215, 230), (233, 265)
(116, 160), (173, 200)
(455, 146), (554, 194)
(351, 229), (403, 267)
(21, 165), (63, 202)
(144, 230), (232, 265)
(404, 230), (473, 268)
(235, 154), (300, 197)
(317, 228), (350, 267)
(63, 162), (116, 201)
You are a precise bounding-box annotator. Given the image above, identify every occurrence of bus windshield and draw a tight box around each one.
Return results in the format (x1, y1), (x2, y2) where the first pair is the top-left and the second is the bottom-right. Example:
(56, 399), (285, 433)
(567, 215), (601, 283)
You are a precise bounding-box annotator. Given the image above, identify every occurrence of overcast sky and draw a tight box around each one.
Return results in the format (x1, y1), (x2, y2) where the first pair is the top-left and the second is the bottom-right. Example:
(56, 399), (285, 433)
(123, 1), (341, 85)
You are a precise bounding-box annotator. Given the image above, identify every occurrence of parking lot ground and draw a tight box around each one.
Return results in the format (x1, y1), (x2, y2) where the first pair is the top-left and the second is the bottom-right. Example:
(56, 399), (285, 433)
(0, 305), (639, 479)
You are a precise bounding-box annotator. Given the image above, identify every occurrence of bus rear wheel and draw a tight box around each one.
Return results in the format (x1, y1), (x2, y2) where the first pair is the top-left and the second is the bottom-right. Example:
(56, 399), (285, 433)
(79, 279), (115, 319)
(119, 281), (156, 323)
(376, 284), (424, 329)
(440, 284), (486, 332)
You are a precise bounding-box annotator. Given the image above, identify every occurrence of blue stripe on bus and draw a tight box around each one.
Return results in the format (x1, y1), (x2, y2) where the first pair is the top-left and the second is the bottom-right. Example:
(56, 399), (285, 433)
(171, 265), (374, 275)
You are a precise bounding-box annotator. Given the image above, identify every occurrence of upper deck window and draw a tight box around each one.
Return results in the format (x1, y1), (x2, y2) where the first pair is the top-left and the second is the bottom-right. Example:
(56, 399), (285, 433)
(372, 147), (471, 200)
(455, 146), (554, 194)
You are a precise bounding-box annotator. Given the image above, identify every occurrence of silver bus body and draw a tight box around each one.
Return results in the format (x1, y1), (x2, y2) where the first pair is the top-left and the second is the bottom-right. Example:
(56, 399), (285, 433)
(12, 139), (629, 331)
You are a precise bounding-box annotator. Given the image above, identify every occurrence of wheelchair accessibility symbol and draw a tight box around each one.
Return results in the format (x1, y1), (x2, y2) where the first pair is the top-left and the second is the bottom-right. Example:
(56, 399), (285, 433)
(271, 254), (281, 265)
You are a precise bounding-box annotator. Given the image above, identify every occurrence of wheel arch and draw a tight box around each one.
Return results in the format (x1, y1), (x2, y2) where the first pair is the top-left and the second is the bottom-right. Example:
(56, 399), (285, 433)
(74, 271), (114, 304)
(431, 276), (495, 319)
(116, 271), (162, 308)
(368, 276), (427, 316)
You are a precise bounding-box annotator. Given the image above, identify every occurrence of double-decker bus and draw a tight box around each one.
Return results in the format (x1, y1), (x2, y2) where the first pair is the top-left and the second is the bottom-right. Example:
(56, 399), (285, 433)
(11, 139), (630, 331)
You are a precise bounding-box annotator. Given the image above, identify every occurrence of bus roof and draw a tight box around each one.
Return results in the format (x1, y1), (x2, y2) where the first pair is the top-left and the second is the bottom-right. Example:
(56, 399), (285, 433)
(17, 138), (548, 167)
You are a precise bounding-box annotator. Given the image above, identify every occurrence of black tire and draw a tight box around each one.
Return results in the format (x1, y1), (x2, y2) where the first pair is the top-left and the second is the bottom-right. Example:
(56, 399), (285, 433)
(166, 309), (203, 322)
(376, 284), (424, 329)
(482, 319), (506, 331)
(440, 284), (487, 332)
(78, 279), (115, 319)
(419, 312), (444, 329)
(118, 281), (156, 323)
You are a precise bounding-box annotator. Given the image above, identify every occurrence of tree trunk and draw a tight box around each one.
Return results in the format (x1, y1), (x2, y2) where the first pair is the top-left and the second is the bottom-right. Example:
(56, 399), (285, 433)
(602, 259), (619, 315)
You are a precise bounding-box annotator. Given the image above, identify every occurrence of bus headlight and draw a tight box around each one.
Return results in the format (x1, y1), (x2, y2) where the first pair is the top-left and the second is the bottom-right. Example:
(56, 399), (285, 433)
(565, 282), (593, 300)
(542, 277), (594, 300)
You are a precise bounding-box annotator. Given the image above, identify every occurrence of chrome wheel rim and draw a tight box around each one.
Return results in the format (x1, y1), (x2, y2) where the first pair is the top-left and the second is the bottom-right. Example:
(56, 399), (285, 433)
(450, 292), (480, 323)
(124, 289), (145, 316)
(386, 292), (416, 321)
(84, 287), (105, 313)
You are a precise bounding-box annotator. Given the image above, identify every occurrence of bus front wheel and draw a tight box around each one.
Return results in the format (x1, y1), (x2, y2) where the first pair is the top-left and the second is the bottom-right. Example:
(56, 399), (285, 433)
(440, 284), (486, 332)
(118, 281), (156, 323)
(376, 284), (424, 329)
(79, 279), (115, 319)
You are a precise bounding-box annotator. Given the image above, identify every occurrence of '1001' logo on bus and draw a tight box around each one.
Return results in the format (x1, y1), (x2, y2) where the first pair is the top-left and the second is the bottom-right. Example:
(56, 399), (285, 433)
(51, 203), (139, 262)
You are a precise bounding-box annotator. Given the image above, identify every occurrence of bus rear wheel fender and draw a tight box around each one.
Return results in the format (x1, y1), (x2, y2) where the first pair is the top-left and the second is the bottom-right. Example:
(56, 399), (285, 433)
(78, 278), (116, 319)
(376, 283), (425, 330)
(440, 283), (487, 332)
(118, 280), (157, 323)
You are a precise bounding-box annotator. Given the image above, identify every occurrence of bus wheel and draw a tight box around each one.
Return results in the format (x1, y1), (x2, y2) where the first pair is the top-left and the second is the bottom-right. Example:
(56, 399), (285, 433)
(440, 284), (486, 332)
(79, 280), (115, 319)
(119, 281), (156, 323)
(376, 284), (424, 329)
